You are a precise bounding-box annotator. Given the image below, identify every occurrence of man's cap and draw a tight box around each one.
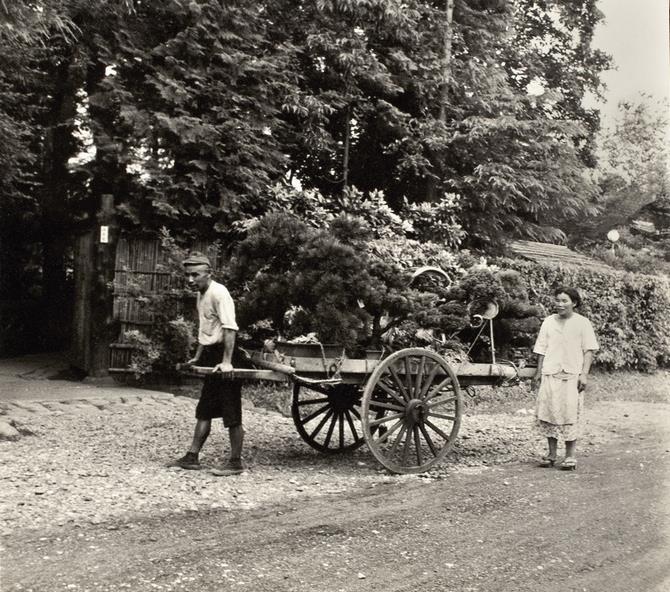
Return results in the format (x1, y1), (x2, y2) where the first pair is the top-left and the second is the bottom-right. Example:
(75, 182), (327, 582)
(182, 252), (211, 268)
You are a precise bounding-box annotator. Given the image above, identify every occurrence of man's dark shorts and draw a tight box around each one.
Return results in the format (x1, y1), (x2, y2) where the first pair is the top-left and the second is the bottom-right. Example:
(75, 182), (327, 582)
(195, 344), (247, 427)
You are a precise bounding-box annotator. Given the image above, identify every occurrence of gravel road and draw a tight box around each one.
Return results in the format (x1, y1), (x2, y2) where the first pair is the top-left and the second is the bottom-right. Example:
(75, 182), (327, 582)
(0, 390), (604, 533)
(1, 391), (668, 591)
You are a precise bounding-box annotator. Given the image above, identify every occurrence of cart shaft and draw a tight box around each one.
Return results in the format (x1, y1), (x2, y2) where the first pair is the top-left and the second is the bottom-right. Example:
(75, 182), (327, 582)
(178, 360), (535, 386)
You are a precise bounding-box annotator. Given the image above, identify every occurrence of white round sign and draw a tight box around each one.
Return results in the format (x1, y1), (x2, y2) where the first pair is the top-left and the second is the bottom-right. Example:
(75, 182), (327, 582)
(607, 229), (620, 243)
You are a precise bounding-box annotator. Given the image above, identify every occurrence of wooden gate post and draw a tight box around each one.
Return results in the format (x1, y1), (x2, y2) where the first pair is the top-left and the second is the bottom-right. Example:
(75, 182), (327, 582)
(88, 194), (119, 377)
(71, 197), (119, 376)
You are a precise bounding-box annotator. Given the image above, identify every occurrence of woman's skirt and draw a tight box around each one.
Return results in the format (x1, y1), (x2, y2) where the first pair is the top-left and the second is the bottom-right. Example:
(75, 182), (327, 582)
(536, 373), (583, 441)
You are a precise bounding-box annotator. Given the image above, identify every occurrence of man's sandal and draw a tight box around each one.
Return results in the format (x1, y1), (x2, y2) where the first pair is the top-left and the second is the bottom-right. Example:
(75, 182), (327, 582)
(560, 457), (577, 471)
(538, 455), (557, 468)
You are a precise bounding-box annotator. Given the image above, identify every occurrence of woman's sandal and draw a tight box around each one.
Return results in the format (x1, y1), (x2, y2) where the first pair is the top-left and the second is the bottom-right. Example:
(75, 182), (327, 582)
(560, 457), (577, 471)
(538, 455), (557, 468)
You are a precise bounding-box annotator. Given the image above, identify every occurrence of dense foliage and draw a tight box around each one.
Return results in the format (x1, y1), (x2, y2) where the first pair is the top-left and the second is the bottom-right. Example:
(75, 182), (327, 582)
(117, 217), (670, 376)
(1, 1), (611, 257)
(495, 257), (670, 373)
(575, 97), (670, 273)
(226, 210), (544, 362)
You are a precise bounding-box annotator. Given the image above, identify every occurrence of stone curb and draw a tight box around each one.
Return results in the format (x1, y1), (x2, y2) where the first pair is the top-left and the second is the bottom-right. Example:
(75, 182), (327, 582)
(0, 393), (262, 442)
(0, 393), (190, 442)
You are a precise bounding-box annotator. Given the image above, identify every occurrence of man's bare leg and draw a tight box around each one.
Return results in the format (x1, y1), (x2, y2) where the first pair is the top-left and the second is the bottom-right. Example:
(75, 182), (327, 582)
(210, 425), (245, 476)
(228, 425), (244, 460)
(188, 419), (212, 454)
(171, 419), (211, 469)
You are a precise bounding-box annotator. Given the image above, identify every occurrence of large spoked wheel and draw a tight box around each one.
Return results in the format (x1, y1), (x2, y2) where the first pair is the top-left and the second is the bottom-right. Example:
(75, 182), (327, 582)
(361, 348), (462, 474)
(292, 382), (381, 454)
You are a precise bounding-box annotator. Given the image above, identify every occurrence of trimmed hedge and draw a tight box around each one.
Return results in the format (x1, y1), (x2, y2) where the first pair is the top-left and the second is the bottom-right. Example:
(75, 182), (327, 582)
(493, 257), (670, 372)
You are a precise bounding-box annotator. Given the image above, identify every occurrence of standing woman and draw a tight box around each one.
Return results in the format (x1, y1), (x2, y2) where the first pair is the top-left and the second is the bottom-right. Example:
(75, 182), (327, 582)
(531, 286), (599, 470)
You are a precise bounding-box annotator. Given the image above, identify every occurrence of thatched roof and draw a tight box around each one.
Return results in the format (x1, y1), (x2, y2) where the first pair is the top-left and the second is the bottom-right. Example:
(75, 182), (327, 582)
(509, 240), (613, 270)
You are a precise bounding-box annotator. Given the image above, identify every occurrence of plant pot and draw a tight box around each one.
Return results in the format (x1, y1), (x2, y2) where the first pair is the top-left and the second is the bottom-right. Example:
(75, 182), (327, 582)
(275, 341), (345, 359)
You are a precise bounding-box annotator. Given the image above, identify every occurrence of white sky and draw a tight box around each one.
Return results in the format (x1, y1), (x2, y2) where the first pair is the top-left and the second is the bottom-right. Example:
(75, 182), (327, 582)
(585, 0), (670, 125)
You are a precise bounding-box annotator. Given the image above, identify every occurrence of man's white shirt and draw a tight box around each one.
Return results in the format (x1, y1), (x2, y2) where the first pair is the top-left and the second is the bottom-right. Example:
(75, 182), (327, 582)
(196, 281), (238, 346)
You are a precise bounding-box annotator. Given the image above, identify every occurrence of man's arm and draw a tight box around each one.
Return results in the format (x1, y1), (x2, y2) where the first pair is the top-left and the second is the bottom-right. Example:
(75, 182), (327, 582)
(578, 350), (594, 392)
(212, 328), (236, 373)
(187, 344), (204, 365)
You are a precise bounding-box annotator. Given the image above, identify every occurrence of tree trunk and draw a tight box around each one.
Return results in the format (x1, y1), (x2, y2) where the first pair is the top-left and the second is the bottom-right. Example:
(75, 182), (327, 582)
(438, 0), (454, 124)
(342, 104), (351, 194)
(41, 52), (79, 350)
(427, 0), (455, 202)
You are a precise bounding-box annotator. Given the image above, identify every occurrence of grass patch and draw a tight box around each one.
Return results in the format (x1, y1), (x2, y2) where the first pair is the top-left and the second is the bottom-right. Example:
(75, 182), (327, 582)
(585, 370), (670, 404)
(243, 381), (292, 416)
(469, 369), (670, 415)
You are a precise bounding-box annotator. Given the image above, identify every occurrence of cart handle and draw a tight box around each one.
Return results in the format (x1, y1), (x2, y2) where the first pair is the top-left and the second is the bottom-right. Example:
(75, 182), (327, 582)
(177, 351), (343, 387)
(239, 347), (296, 375)
(239, 349), (343, 386)
(175, 351), (296, 377)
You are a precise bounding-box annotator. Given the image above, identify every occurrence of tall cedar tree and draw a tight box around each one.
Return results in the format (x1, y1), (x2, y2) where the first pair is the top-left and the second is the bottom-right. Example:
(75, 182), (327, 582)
(270, 0), (609, 246)
(87, 0), (301, 240)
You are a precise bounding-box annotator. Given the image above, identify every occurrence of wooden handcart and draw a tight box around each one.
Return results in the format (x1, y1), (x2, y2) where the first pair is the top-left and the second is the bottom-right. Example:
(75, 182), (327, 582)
(181, 342), (536, 474)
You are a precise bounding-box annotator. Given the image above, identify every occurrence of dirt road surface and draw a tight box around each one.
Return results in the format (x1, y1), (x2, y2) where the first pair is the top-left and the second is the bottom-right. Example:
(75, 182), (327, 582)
(3, 400), (669, 592)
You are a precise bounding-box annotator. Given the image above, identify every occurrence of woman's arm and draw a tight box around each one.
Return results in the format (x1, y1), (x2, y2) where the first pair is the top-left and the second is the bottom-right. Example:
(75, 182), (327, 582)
(532, 354), (544, 391)
(578, 350), (594, 392)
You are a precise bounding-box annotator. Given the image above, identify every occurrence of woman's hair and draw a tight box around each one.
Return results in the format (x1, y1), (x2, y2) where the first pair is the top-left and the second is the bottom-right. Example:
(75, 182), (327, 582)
(553, 285), (581, 308)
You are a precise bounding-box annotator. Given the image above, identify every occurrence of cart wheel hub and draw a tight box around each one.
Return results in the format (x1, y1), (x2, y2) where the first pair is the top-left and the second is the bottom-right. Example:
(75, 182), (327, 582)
(405, 399), (427, 425)
(327, 384), (360, 413)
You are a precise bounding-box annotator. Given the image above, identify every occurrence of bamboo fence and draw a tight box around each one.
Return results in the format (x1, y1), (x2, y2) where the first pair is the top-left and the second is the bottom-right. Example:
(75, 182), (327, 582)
(110, 236), (220, 368)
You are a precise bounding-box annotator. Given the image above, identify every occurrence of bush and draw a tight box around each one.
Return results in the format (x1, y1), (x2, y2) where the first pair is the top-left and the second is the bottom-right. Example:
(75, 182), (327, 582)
(229, 212), (411, 353)
(493, 257), (670, 371)
(228, 213), (547, 363)
(246, 183), (465, 247)
(123, 330), (161, 379)
(584, 241), (670, 275)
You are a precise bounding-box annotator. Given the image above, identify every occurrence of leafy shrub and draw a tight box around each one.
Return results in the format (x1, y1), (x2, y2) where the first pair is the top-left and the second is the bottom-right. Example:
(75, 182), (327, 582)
(123, 330), (161, 379)
(121, 313), (196, 380)
(401, 193), (466, 246)
(228, 213), (545, 363)
(245, 183), (465, 247)
(368, 235), (460, 274)
(229, 212), (410, 353)
(585, 241), (670, 275)
(493, 257), (670, 371)
(634, 344), (658, 374)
